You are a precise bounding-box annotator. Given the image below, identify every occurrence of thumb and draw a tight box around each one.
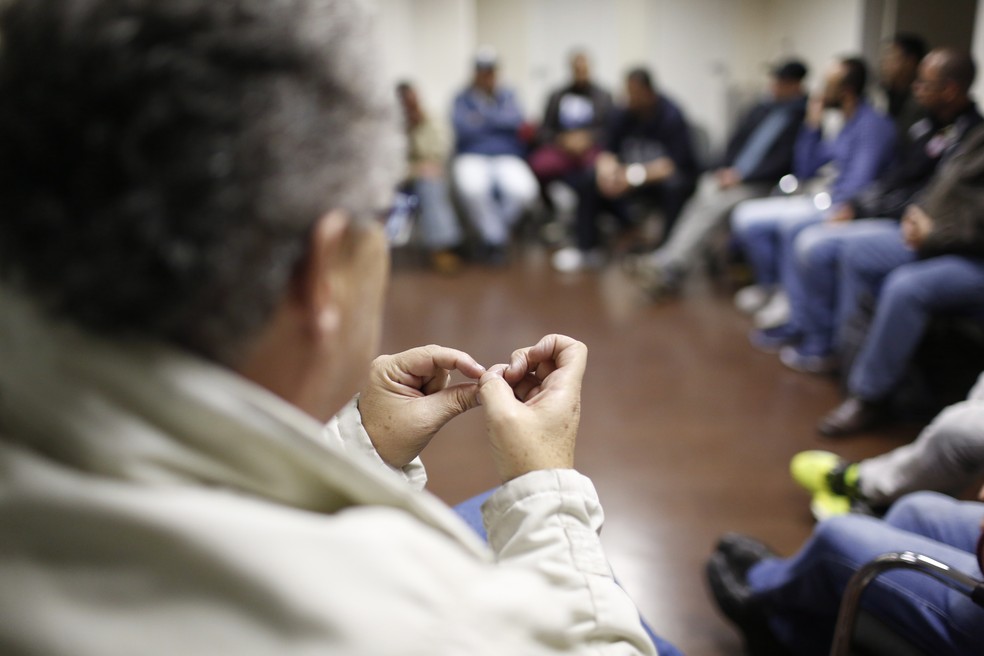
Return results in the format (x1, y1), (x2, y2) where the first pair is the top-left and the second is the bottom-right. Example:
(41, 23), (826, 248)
(424, 382), (480, 419)
(477, 366), (517, 412)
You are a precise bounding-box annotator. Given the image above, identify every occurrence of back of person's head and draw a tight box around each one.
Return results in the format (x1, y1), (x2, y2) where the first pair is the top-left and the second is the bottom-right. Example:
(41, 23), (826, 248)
(0, 0), (401, 365)
(892, 32), (929, 64)
(839, 57), (868, 98)
(935, 48), (977, 95)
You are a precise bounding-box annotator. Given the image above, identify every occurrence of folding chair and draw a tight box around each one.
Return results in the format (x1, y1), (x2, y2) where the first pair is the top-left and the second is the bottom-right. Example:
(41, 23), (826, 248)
(829, 551), (984, 656)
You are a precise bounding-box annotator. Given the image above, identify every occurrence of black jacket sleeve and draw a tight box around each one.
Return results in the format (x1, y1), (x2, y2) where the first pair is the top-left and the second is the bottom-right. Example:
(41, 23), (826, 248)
(722, 97), (806, 183)
(917, 125), (984, 258)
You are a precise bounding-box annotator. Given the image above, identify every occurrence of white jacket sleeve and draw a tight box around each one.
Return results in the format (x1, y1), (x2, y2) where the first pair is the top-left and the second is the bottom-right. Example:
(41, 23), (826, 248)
(322, 396), (428, 491)
(479, 469), (659, 654)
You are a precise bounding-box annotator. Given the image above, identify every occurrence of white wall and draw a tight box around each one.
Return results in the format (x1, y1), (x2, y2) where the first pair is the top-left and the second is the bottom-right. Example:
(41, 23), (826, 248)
(974, 0), (984, 99)
(372, 0), (476, 121)
(371, 0), (880, 153)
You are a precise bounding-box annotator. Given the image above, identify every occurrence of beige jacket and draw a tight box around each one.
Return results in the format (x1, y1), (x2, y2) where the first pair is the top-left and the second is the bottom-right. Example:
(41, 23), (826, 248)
(408, 114), (448, 167)
(0, 291), (657, 655)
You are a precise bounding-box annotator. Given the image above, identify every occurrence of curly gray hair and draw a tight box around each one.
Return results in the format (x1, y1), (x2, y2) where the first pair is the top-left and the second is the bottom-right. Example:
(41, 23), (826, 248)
(0, 0), (402, 364)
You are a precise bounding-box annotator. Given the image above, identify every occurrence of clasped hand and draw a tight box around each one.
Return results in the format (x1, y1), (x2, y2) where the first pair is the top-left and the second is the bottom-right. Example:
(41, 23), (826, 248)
(359, 335), (586, 482)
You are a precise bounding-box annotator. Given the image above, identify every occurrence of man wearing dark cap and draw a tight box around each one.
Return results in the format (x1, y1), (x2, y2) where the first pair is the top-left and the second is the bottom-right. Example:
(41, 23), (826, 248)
(626, 59), (809, 294)
(451, 47), (538, 263)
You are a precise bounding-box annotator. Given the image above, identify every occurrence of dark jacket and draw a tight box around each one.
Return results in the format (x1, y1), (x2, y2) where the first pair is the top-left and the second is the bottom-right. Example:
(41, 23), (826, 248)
(537, 82), (612, 145)
(917, 124), (984, 259)
(721, 95), (807, 183)
(606, 94), (699, 187)
(852, 104), (983, 220)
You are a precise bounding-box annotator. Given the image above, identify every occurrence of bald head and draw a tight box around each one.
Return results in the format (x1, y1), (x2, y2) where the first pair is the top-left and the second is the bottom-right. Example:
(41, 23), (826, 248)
(930, 48), (976, 93)
(914, 48), (975, 121)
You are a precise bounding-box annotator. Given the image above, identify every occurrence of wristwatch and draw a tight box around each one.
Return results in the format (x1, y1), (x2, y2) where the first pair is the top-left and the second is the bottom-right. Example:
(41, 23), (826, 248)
(625, 163), (646, 187)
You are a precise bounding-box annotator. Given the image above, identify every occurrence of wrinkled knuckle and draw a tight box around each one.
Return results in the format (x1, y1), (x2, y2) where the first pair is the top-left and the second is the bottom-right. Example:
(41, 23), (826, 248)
(452, 386), (475, 409)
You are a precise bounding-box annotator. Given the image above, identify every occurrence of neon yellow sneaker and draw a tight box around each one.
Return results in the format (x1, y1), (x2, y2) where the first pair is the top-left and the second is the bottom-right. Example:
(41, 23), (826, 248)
(790, 450), (843, 495)
(810, 490), (852, 521)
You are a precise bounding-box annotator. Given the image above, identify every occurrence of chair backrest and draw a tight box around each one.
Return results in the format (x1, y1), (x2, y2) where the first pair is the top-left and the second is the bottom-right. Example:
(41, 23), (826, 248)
(830, 551), (984, 656)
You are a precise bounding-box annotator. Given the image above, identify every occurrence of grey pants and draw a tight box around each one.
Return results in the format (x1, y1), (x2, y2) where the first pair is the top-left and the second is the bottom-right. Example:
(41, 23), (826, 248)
(859, 372), (984, 504)
(413, 176), (463, 250)
(651, 173), (772, 271)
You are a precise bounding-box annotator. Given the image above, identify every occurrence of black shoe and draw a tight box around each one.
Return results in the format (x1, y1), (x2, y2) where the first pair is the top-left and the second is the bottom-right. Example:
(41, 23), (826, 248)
(817, 397), (888, 437)
(631, 261), (683, 300)
(706, 535), (791, 656)
(473, 242), (509, 267)
(715, 532), (778, 570)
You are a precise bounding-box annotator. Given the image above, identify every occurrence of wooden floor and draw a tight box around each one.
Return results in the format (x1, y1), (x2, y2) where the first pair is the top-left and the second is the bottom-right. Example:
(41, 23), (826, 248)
(379, 242), (921, 656)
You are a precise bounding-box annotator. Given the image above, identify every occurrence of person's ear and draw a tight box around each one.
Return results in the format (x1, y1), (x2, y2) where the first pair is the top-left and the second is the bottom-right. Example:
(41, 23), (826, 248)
(294, 210), (352, 341)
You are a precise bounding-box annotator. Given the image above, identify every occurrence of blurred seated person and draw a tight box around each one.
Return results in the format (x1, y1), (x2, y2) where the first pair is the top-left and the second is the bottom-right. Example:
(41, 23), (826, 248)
(0, 1), (670, 653)
(707, 489), (984, 655)
(731, 56), (896, 330)
(528, 50), (612, 188)
(552, 67), (698, 273)
(876, 32), (929, 134)
(628, 59), (808, 297)
(452, 47), (538, 264)
(814, 129), (984, 436)
(792, 371), (984, 520)
(396, 81), (465, 274)
(757, 48), (982, 374)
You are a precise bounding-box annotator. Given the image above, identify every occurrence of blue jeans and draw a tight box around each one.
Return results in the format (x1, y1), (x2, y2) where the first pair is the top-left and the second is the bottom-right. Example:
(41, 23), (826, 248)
(747, 492), (984, 656)
(412, 176), (463, 250)
(453, 491), (685, 656)
(786, 219), (901, 356)
(847, 254), (984, 401)
(731, 195), (823, 286)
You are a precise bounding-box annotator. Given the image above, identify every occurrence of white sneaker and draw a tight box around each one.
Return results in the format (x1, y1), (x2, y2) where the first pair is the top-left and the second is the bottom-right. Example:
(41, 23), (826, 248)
(754, 290), (790, 328)
(551, 247), (605, 273)
(734, 285), (773, 314)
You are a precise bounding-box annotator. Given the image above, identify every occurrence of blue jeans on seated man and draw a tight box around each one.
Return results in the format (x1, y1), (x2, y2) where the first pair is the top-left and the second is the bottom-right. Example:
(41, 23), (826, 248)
(731, 194), (825, 287)
(845, 254), (984, 403)
(453, 490), (685, 656)
(746, 492), (984, 656)
(782, 219), (906, 358)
